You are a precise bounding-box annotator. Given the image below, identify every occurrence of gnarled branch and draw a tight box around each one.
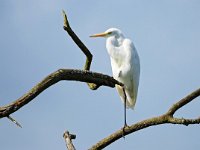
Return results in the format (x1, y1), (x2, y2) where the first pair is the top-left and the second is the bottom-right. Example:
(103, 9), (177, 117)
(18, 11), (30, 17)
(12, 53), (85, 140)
(0, 69), (122, 118)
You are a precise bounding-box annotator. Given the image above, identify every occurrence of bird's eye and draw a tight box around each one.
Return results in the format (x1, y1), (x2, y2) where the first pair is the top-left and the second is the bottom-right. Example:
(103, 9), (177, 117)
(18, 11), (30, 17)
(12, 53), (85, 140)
(107, 32), (112, 35)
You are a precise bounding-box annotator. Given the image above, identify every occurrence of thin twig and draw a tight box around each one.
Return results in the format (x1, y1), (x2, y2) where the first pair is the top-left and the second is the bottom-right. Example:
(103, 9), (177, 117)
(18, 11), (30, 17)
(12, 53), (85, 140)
(166, 88), (200, 116)
(7, 115), (22, 128)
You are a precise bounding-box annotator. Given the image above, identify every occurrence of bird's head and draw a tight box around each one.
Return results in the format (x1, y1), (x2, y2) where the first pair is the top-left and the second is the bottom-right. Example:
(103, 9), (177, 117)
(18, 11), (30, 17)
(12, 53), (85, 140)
(90, 28), (123, 39)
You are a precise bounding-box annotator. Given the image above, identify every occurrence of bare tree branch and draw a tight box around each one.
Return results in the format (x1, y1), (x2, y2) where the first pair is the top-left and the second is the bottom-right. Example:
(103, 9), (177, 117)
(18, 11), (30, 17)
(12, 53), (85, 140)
(63, 131), (76, 150)
(166, 88), (200, 116)
(0, 69), (122, 118)
(1, 9), (199, 150)
(89, 88), (200, 150)
(62, 10), (98, 90)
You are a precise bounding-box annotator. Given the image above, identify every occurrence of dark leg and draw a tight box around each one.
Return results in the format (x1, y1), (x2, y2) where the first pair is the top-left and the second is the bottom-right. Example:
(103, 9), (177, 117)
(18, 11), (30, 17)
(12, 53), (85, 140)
(124, 92), (127, 127)
(122, 87), (128, 138)
(122, 87), (127, 127)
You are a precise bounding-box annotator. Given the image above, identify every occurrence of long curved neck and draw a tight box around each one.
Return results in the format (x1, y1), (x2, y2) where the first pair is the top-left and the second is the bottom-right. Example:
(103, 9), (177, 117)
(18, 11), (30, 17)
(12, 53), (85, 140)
(106, 35), (125, 59)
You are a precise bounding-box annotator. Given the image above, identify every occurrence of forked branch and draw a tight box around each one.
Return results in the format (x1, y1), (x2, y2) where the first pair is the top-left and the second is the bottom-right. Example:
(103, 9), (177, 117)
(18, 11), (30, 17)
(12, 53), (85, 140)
(0, 10), (123, 122)
(62, 10), (98, 90)
(89, 88), (200, 150)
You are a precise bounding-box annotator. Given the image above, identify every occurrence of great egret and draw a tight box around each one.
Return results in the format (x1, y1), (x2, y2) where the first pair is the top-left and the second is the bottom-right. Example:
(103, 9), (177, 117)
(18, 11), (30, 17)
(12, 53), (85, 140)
(90, 28), (140, 126)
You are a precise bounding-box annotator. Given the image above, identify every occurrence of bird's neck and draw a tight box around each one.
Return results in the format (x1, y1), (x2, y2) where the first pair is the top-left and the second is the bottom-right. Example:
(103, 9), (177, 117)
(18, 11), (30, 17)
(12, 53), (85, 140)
(106, 36), (125, 60)
(108, 35), (124, 46)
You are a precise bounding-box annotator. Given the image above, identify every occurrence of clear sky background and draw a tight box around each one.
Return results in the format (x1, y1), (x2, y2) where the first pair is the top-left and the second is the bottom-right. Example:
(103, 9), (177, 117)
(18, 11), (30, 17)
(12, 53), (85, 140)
(0, 1), (200, 150)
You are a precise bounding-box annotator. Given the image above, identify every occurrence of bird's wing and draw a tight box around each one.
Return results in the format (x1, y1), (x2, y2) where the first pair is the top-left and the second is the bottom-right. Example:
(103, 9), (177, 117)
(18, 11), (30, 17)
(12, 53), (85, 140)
(123, 39), (140, 108)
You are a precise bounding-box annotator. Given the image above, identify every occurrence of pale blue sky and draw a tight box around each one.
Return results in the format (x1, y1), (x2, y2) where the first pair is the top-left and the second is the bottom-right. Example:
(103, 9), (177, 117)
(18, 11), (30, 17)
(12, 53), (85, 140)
(0, 1), (200, 150)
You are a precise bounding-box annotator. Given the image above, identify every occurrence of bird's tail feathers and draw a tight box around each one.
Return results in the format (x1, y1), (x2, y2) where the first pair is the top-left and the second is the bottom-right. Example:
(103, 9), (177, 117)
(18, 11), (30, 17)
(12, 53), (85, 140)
(116, 85), (137, 109)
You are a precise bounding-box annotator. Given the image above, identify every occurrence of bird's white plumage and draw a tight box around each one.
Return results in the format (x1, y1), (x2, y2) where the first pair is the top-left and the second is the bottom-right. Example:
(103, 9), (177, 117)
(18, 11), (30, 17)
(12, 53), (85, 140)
(90, 28), (140, 109)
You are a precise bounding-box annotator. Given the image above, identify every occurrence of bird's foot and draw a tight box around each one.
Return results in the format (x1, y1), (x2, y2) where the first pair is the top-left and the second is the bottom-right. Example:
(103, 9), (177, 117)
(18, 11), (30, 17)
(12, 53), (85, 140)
(122, 123), (129, 139)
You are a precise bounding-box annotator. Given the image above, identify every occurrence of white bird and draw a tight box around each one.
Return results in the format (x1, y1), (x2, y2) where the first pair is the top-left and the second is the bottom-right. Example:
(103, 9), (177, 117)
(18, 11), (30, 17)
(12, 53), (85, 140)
(90, 28), (140, 126)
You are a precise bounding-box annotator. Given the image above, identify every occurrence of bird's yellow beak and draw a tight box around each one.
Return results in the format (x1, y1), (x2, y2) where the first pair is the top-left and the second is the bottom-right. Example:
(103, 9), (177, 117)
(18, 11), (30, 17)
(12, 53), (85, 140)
(90, 32), (108, 38)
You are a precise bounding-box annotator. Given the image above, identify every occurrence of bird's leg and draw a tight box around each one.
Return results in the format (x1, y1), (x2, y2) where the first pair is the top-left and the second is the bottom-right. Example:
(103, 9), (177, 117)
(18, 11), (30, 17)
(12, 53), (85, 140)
(122, 86), (128, 138)
(122, 86), (128, 127)
(124, 90), (127, 127)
